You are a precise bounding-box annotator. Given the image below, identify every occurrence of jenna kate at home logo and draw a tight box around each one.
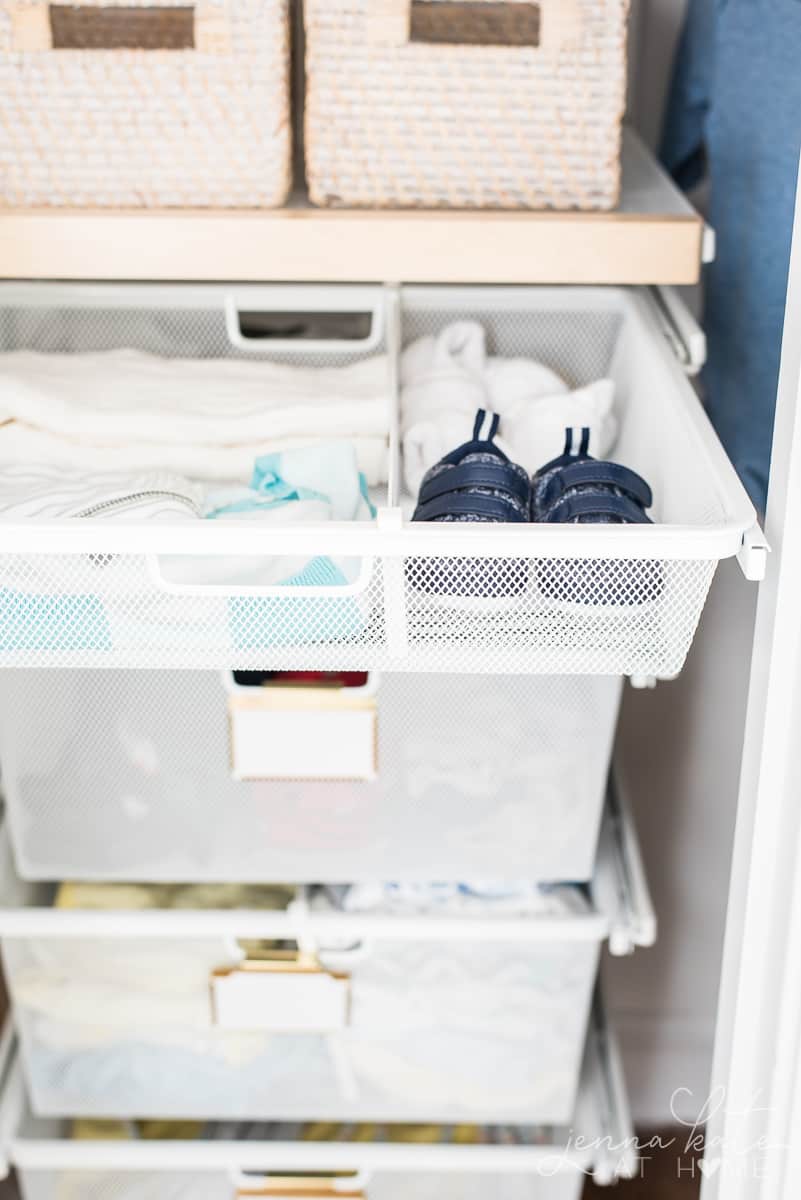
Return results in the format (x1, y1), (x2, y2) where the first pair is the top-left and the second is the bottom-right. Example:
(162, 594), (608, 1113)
(537, 1086), (790, 1181)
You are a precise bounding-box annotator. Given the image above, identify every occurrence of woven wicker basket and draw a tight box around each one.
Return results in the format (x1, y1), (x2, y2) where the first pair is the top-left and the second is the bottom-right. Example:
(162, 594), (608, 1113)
(0, 0), (291, 207)
(304, 0), (629, 210)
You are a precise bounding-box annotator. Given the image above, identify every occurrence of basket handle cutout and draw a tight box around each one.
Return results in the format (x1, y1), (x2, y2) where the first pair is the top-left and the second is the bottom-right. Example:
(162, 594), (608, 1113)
(50, 4), (193, 49)
(367, 0), (582, 51)
(11, 3), (229, 53)
(410, 1), (540, 46)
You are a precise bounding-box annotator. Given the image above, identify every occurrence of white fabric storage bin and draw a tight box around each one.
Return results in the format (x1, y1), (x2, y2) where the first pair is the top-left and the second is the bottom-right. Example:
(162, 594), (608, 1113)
(0, 798), (655, 1125)
(304, 0), (629, 210)
(0, 669), (621, 882)
(1, 1006), (635, 1197)
(0, 0), (291, 208)
(0, 281), (759, 677)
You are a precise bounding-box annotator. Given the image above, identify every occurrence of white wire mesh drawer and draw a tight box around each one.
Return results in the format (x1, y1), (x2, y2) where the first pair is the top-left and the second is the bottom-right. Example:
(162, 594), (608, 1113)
(2, 1006), (634, 1197)
(0, 798), (654, 1126)
(0, 282), (759, 677)
(0, 669), (621, 883)
(18, 1168), (585, 1200)
(3, 926), (601, 1125)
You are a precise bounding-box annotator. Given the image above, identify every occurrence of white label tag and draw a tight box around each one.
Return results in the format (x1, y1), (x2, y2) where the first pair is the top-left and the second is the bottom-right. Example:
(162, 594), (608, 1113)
(212, 969), (350, 1032)
(230, 705), (377, 781)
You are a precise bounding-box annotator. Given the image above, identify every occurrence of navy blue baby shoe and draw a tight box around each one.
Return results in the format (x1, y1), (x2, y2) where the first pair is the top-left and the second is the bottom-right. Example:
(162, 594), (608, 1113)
(413, 410), (531, 524)
(531, 427), (660, 606)
(410, 409), (530, 599)
(531, 427), (653, 525)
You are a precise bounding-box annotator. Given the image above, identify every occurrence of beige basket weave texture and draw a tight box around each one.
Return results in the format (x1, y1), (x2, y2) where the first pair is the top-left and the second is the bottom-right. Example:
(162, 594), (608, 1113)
(305, 0), (629, 210)
(0, 0), (291, 207)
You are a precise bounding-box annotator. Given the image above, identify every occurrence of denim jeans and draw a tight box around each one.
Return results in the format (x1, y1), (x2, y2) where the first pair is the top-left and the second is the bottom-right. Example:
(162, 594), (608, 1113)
(661, 0), (801, 513)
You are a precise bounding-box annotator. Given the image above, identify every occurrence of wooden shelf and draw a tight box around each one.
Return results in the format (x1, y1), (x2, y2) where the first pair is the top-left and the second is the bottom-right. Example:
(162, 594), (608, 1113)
(0, 130), (705, 285)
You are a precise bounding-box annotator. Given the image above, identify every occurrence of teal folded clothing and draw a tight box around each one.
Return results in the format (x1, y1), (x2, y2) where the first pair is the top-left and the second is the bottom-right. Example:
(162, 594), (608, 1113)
(0, 587), (112, 653)
(0, 445), (375, 657)
(230, 566), (368, 651)
(0, 467), (202, 656)
(205, 441), (374, 525)
(202, 443), (375, 649)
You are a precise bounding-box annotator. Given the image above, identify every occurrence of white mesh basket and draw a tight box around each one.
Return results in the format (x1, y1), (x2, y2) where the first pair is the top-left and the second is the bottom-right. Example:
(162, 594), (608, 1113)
(4, 929), (600, 1122)
(0, 670), (622, 883)
(0, 281), (758, 677)
(6, 1012), (632, 1200)
(304, 0), (629, 210)
(0, 0), (291, 207)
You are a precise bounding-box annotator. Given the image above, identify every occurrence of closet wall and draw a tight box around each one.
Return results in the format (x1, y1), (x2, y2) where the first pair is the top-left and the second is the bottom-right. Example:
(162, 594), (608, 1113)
(614, 0), (759, 1123)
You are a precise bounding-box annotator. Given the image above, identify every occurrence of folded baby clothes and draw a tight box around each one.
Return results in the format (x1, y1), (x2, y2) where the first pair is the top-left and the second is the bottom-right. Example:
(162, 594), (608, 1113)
(168, 442), (375, 650)
(205, 442), (374, 524)
(486, 363), (617, 476)
(400, 320), (618, 493)
(313, 882), (587, 918)
(160, 443), (373, 597)
(55, 881), (297, 911)
(0, 466), (206, 655)
(0, 465), (203, 521)
(400, 322), (490, 494)
(70, 1118), (552, 1145)
(0, 349), (391, 486)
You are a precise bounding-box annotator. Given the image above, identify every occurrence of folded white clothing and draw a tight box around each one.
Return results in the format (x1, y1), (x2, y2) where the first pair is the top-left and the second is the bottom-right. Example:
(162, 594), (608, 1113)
(0, 465), (203, 521)
(400, 322), (489, 495)
(399, 320), (618, 493)
(484, 356), (569, 413)
(0, 349), (390, 485)
(0, 426), (389, 490)
(487, 368), (618, 469)
(0, 349), (390, 444)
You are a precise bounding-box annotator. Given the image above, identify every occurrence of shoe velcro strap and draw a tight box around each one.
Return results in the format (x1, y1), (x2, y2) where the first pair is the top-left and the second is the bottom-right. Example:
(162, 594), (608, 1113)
(413, 493), (529, 523)
(544, 492), (653, 525)
(542, 461), (653, 510)
(418, 463), (530, 507)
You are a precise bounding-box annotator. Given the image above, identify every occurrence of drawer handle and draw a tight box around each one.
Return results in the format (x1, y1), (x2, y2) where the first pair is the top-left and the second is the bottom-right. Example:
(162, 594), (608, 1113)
(211, 951), (352, 1032)
(145, 553), (375, 599)
(224, 294), (385, 356)
(366, 0), (582, 53)
(11, 2), (229, 53)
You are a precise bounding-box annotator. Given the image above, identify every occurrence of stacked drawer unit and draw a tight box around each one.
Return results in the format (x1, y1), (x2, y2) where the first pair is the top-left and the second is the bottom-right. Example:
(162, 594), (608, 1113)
(0, 791), (652, 1124)
(0, 789), (648, 1199)
(0, 276), (759, 1196)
